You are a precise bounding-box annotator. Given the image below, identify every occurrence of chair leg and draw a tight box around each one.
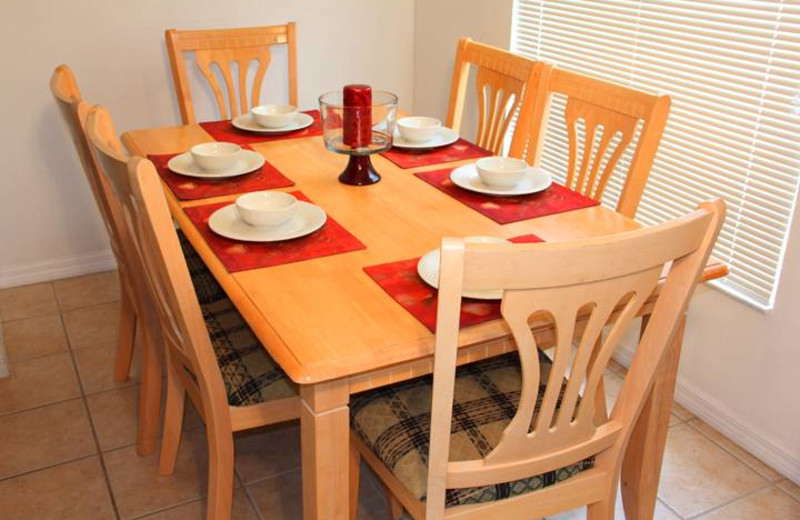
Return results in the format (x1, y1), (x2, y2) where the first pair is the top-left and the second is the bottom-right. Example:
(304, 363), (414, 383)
(388, 491), (404, 520)
(136, 325), (162, 456)
(158, 361), (185, 475)
(586, 498), (616, 520)
(349, 446), (361, 520)
(113, 287), (137, 382)
(206, 421), (235, 520)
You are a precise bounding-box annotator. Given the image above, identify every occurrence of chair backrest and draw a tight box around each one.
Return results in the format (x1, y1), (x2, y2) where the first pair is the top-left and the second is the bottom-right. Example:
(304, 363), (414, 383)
(166, 23), (298, 124)
(510, 66), (671, 218)
(85, 106), (231, 426)
(425, 199), (725, 518)
(446, 38), (542, 155)
(49, 65), (122, 255)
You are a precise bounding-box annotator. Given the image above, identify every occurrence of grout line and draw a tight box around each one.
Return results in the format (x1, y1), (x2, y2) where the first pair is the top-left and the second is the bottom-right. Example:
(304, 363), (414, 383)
(0, 350), (83, 418)
(0, 310), (61, 325)
(242, 484), (266, 520)
(0, 453), (97, 484)
(52, 270), (120, 314)
(0, 394), (85, 420)
(657, 497), (684, 519)
(683, 481), (775, 520)
(237, 465), (302, 488)
(59, 309), (123, 520)
(685, 418), (785, 483)
(775, 482), (800, 505)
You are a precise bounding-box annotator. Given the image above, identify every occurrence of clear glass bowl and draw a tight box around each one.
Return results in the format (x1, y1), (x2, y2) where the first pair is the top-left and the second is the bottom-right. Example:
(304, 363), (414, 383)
(318, 90), (398, 156)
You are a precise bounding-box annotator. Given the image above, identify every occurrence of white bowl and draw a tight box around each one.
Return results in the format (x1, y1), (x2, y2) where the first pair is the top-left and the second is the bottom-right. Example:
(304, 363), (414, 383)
(251, 104), (298, 129)
(397, 116), (442, 143)
(235, 191), (298, 227)
(475, 156), (528, 189)
(190, 142), (242, 171)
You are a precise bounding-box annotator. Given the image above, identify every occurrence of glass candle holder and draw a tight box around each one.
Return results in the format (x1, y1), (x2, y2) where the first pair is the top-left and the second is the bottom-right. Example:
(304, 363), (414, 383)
(319, 89), (398, 185)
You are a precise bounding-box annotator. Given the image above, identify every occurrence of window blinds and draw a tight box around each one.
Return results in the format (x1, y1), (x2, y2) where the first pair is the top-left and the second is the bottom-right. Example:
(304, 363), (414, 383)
(511, 0), (800, 309)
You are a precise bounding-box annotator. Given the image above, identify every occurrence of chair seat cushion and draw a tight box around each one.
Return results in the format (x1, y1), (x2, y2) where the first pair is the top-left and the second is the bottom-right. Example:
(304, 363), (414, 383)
(179, 232), (297, 406)
(350, 350), (593, 508)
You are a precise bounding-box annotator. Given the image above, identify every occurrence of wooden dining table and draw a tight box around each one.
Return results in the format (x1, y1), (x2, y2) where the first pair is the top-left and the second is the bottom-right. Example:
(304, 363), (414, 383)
(122, 122), (727, 520)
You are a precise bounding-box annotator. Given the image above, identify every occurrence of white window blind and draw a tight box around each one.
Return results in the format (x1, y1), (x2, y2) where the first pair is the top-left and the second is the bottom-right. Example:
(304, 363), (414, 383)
(511, 0), (800, 309)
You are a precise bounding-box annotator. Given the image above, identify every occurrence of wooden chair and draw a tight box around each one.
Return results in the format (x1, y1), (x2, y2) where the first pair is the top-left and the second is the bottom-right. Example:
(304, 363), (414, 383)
(85, 105), (301, 520)
(50, 66), (163, 456)
(350, 200), (725, 520)
(166, 23), (298, 124)
(510, 65), (671, 218)
(446, 38), (543, 155)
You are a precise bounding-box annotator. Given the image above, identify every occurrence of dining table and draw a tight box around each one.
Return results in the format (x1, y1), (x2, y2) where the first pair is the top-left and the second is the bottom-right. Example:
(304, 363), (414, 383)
(122, 115), (728, 520)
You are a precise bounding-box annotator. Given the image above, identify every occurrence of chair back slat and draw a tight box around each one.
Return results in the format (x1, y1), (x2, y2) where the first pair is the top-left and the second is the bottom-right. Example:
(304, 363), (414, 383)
(511, 66), (671, 218)
(166, 23), (298, 124)
(446, 38), (541, 155)
(425, 200), (725, 517)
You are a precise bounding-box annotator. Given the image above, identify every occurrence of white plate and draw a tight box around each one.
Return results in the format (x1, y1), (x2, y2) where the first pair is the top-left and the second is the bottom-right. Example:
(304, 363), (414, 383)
(208, 201), (327, 242)
(231, 112), (315, 134)
(417, 236), (507, 300)
(392, 127), (460, 149)
(167, 150), (265, 179)
(450, 164), (552, 196)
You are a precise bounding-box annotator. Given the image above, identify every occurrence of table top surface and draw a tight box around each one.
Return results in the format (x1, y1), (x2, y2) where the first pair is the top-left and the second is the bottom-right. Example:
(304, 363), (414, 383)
(122, 123), (727, 385)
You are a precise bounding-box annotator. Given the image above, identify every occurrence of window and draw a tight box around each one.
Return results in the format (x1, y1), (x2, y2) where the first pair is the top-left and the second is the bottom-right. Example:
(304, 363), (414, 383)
(511, 0), (800, 309)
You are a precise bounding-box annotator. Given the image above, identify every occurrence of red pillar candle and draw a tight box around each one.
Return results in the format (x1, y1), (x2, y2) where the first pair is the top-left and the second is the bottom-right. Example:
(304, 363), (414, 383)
(342, 84), (372, 149)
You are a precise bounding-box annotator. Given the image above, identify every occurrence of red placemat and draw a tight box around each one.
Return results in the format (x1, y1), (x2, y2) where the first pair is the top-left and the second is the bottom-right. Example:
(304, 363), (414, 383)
(149, 149), (294, 201)
(199, 110), (322, 146)
(381, 138), (492, 169)
(183, 191), (365, 272)
(363, 234), (543, 332)
(416, 168), (600, 224)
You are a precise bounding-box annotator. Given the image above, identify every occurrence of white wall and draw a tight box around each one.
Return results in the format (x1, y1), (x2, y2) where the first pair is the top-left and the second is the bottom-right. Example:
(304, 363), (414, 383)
(0, 0), (415, 287)
(413, 0), (799, 482)
(412, 0), (514, 138)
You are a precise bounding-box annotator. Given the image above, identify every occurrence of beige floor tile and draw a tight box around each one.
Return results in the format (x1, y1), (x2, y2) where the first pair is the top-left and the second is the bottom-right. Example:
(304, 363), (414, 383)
(138, 489), (257, 520)
(688, 418), (784, 482)
(234, 422), (301, 484)
(778, 479), (800, 501)
(0, 352), (81, 415)
(86, 385), (144, 452)
(62, 300), (121, 351)
(0, 282), (58, 322)
(87, 384), (203, 452)
(73, 337), (141, 394)
(658, 423), (769, 518)
(246, 469), (303, 520)
(0, 456), (116, 520)
(546, 490), (679, 519)
(54, 270), (120, 311)
(696, 486), (800, 519)
(2, 314), (68, 362)
(0, 398), (96, 479)
(104, 427), (213, 519)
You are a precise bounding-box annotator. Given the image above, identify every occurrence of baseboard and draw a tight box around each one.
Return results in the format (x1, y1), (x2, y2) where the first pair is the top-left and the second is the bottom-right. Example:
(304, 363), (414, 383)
(0, 249), (117, 289)
(613, 344), (800, 484)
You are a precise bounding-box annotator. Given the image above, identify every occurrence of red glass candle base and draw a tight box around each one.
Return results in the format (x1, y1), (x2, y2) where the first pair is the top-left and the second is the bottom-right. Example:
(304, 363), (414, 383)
(338, 154), (381, 186)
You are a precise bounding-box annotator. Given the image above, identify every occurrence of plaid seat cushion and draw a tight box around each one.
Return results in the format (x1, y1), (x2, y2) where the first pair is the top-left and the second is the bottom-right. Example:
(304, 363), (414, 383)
(350, 351), (594, 508)
(179, 232), (297, 406)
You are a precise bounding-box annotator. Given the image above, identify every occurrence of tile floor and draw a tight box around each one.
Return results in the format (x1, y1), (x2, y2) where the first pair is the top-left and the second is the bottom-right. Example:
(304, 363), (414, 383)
(0, 271), (797, 520)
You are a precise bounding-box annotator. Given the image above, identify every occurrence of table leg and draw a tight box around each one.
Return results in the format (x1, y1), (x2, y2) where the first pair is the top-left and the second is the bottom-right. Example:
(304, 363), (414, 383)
(621, 315), (686, 520)
(301, 380), (350, 520)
